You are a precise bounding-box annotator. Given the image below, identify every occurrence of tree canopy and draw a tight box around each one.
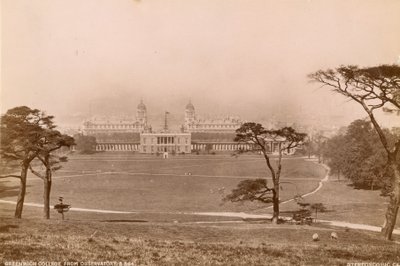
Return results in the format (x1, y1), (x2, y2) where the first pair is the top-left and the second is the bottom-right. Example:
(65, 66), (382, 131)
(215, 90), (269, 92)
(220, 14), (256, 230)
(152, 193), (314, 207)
(1, 106), (55, 164)
(323, 119), (394, 191)
(224, 179), (273, 204)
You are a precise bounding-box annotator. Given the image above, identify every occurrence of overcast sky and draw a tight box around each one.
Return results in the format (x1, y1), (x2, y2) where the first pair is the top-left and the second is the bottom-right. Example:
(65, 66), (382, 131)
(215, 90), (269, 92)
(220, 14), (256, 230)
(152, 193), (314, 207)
(1, 0), (399, 128)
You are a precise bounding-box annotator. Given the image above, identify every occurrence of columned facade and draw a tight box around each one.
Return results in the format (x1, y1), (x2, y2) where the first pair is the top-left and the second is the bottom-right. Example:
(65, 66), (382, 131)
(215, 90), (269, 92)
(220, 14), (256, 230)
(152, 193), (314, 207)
(140, 133), (191, 154)
(191, 140), (297, 155)
(89, 136), (297, 154)
(191, 142), (253, 152)
(96, 143), (140, 152)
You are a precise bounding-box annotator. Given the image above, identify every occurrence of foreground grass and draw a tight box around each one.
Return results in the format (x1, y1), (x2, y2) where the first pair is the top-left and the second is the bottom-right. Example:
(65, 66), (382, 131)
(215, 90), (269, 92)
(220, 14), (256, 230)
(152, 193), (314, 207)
(1, 217), (399, 265)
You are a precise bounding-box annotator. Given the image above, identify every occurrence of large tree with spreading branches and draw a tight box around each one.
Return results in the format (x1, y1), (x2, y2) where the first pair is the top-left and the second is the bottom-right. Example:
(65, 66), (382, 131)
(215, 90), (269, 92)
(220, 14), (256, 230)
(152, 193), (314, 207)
(0, 106), (55, 218)
(309, 64), (400, 240)
(223, 123), (307, 224)
(29, 130), (75, 219)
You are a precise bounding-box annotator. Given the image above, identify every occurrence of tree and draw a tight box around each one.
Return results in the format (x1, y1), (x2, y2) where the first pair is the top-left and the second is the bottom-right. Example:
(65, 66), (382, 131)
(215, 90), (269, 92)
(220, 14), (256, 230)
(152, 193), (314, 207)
(322, 134), (348, 181)
(347, 120), (391, 190)
(74, 134), (97, 154)
(0, 106), (55, 218)
(312, 132), (328, 163)
(303, 133), (327, 162)
(224, 123), (306, 224)
(28, 130), (74, 219)
(309, 64), (400, 240)
(302, 137), (314, 159)
(324, 119), (391, 190)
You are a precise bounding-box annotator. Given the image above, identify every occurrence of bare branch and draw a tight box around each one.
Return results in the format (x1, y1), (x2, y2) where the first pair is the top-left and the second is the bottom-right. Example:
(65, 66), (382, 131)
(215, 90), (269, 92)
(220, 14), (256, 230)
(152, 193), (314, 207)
(28, 164), (45, 180)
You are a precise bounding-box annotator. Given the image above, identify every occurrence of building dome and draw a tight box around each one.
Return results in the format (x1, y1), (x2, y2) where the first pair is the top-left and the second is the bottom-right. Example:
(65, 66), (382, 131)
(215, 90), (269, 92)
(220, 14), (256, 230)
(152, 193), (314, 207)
(137, 100), (146, 111)
(185, 101), (195, 111)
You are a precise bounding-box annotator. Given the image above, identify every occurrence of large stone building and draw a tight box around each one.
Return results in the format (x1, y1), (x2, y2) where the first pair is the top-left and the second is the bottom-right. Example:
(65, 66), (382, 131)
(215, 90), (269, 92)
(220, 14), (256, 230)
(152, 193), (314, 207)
(82, 100), (149, 135)
(82, 100), (298, 155)
(183, 101), (242, 132)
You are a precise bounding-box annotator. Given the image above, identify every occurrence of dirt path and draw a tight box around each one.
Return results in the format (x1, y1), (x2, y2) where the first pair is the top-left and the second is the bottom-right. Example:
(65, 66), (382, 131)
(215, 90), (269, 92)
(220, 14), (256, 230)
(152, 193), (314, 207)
(1, 199), (398, 235)
(263, 160), (329, 209)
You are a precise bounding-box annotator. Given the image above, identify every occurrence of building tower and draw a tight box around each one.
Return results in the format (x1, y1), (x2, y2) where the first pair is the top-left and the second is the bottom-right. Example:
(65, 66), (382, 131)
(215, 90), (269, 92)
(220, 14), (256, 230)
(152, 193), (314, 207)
(163, 111), (170, 132)
(137, 100), (147, 127)
(183, 101), (196, 132)
(185, 101), (195, 124)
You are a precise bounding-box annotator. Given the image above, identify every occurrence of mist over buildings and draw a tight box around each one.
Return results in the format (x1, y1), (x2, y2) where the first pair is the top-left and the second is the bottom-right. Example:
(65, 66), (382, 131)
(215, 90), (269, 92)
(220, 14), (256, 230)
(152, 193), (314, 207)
(1, 0), (399, 130)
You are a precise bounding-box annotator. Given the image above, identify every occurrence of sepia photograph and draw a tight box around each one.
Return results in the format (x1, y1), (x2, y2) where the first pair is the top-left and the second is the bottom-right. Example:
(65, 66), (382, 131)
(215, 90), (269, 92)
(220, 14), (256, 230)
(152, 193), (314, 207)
(1, 0), (400, 265)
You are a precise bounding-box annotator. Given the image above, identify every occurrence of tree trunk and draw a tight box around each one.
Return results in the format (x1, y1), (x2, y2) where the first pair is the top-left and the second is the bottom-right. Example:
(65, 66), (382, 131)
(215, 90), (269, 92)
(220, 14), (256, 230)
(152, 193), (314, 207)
(15, 163), (28, 218)
(272, 184), (280, 224)
(371, 177), (376, 191)
(43, 167), (52, 219)
(381, 156), (400, 240)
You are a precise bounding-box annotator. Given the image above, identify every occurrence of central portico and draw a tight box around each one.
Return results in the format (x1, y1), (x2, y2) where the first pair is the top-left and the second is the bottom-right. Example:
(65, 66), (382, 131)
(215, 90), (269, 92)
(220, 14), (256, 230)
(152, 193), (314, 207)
(140, 132), (191, 154)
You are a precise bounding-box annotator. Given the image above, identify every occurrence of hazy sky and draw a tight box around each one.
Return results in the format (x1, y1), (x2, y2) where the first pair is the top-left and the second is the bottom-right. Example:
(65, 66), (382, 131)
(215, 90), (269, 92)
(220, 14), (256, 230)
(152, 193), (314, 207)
(1, 0), (399, 128)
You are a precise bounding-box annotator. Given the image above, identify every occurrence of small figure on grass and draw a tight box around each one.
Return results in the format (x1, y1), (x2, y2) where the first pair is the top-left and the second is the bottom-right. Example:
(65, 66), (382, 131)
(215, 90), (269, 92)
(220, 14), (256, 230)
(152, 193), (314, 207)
(54, 196), (71, 220)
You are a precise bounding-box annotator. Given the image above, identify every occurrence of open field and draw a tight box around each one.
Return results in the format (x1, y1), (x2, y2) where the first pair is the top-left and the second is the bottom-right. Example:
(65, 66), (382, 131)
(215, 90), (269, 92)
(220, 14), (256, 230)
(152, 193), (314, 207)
(1, 153), (399, 229)
(0, 154), (324, 216)
(1, 217), (400, 265)
(1, 153), (400, 264)
(278, 177), (400, 228)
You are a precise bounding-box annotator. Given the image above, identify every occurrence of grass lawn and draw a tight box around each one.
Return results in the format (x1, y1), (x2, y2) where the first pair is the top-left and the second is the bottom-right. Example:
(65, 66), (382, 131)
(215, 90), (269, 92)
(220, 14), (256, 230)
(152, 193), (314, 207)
(0, 154), (324, 215)
(280, 177), (400, 228)
(0, 217), (399, 265)
(1, 153), (400, 264)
